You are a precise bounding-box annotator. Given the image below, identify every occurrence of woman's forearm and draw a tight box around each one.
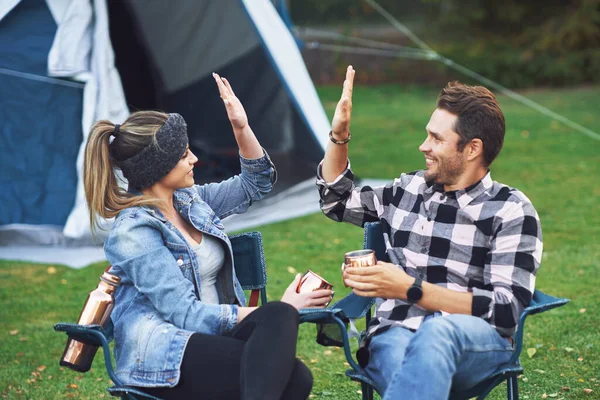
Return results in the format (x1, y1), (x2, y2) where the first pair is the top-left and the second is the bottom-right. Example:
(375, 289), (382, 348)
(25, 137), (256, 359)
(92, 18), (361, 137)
(237, 306), (258, 322)
(234, 125), (263, 159)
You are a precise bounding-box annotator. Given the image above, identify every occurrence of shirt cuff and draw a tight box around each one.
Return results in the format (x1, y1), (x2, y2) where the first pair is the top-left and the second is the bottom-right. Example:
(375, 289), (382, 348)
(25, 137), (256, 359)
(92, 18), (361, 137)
(222, 304), (239, 333)
(471, 287), (493, 320)
(316, 159), (352, 187)
(239, 147), (274, 172)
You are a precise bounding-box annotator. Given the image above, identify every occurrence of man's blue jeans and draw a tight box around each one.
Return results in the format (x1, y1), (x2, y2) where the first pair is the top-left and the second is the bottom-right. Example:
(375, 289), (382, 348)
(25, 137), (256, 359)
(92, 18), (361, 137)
(364, 314), (513, 400)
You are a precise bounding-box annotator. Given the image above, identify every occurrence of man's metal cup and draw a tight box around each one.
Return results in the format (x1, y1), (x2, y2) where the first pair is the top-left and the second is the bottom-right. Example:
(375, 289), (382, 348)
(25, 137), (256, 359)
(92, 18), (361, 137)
(296, 270), (333, 294)
(341, 250), (377, 286)
(343, 249), (377, 270)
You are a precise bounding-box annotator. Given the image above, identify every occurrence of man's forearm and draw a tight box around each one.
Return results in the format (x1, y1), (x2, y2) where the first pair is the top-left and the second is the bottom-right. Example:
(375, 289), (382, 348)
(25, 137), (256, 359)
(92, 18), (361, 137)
(322, 136), (349, 182)
(417, 280), (473, 315)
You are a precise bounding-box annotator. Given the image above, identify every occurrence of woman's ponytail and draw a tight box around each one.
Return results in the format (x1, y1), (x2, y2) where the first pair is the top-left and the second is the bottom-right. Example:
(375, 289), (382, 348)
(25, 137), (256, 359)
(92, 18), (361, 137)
(83, 117), (162, 233)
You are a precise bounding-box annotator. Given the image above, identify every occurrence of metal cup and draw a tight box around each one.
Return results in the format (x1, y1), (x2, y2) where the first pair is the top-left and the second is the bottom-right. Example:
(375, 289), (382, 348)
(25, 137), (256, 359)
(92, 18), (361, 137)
(343, 249), (377, 270)
(341, 250), (377, 287)
(296, 270), (333, 294)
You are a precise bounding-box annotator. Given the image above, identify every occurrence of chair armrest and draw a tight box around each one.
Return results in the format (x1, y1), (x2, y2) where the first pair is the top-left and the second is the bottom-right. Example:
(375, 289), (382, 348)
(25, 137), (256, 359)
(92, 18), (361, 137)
(299, 293), (374, 324)
(523, 292), (570, 317)
(332, 293), (375, 319)
(299, 308), (345, 324)
(53, 323), (112, 346)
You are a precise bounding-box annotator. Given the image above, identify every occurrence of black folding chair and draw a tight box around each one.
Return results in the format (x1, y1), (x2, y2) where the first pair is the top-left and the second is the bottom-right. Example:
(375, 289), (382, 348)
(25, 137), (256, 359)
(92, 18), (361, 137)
(55, 231), (268, 399)
(299, 221), (570, 400)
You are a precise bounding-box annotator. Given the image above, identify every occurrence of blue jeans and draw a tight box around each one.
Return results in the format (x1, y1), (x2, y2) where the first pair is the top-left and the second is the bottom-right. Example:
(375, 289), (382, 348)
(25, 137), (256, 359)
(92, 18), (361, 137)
(364, 314), (513, 400)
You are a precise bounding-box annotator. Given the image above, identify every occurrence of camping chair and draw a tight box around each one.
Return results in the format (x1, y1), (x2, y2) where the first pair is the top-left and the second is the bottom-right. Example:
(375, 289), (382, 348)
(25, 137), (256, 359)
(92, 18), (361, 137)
(299, 221), (570, 400)
(54, 231), (268, 400)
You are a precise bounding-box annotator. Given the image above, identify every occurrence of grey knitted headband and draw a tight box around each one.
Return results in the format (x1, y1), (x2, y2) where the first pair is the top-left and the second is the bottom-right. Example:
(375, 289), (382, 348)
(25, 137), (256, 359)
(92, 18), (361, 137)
(120, 113), (189, 190)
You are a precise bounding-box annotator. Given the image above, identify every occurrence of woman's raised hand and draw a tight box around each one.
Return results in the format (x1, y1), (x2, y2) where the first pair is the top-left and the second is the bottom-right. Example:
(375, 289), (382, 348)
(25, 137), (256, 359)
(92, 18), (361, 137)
(331, 65), (355, 138)
(280, 274), (333, 310)
(213, 73), (248, 130)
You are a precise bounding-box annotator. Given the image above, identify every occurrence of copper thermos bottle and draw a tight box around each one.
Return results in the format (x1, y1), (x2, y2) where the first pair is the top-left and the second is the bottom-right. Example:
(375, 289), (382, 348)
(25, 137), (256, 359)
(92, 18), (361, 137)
(60, 268), (120, 372)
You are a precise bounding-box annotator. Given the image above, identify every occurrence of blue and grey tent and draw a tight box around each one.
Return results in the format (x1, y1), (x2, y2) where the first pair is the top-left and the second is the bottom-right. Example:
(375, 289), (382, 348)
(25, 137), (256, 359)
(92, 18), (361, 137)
(0, 0), (330, 264)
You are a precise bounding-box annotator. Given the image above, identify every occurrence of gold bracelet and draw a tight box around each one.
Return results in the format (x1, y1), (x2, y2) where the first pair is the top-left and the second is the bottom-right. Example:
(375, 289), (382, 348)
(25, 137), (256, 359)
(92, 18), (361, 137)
(329, 130), (351, 145)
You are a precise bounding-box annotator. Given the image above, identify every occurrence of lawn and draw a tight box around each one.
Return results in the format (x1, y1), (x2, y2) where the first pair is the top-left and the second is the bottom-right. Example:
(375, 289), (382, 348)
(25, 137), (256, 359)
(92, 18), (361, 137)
(1, 84), (599, 399)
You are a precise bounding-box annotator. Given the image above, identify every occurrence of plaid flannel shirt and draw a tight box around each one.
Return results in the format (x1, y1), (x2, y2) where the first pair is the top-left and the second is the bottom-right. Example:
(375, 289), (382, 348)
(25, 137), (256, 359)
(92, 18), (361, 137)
(317, 162), (542, 338)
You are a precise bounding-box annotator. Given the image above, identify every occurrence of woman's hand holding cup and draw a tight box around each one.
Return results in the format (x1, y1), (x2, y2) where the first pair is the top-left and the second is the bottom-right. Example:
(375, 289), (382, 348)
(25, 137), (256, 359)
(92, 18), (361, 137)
(281, 273), (333, 310)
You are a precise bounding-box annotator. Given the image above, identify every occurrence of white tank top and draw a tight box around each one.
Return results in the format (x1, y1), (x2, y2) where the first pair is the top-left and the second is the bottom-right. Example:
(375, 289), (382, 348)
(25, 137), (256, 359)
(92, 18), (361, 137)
(192, 235), (225, 304)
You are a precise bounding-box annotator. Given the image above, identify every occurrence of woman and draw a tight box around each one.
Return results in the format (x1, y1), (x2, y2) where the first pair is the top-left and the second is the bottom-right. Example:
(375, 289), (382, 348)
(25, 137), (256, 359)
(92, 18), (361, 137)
(83, 73), (332, 399)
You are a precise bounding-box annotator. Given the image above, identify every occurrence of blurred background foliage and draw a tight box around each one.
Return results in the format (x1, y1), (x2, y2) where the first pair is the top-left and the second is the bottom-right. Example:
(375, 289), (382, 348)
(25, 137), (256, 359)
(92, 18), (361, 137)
(286, 0), (600, 88)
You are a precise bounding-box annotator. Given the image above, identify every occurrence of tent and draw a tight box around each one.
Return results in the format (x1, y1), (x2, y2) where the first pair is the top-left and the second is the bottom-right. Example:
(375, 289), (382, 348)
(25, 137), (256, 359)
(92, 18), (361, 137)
(0, 0), (331, 262)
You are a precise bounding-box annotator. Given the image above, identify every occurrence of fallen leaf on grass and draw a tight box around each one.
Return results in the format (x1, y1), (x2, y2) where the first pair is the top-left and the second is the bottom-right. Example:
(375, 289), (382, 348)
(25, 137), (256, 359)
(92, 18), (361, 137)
(527, 348), (537, 358)
(67, 383), (78, 389)
(577, 357), (584, 362)
(10, 330), (18, 335)
(534, 369), (546, 374)
(579, 308), (586, 313)
(47, 266), (57, 274)
(36, 365), (46, 372)
(19, 337), (28, 342)
(564, 347), (575, 352)
(287, 266), (297, 274)
(583, 388), (593, 394)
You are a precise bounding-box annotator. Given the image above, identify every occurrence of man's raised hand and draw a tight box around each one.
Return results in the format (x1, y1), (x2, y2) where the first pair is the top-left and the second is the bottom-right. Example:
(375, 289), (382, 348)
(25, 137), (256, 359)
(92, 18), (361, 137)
(331, 66), (355, 139)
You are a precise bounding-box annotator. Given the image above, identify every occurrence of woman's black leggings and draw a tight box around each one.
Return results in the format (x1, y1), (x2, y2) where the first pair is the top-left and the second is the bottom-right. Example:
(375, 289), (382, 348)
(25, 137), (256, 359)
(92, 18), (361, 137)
(140, 301), (312, 400)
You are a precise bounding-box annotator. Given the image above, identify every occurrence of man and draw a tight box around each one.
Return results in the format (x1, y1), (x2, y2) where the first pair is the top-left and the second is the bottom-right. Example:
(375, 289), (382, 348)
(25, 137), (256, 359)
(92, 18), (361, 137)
(317, 66), (542, 399)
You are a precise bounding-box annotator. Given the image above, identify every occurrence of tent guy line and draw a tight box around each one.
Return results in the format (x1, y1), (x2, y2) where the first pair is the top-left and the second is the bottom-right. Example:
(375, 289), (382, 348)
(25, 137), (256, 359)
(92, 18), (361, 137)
(301, 0), (600, 143)
(0, 67), (85, 88)
(365, 0), (600, 142)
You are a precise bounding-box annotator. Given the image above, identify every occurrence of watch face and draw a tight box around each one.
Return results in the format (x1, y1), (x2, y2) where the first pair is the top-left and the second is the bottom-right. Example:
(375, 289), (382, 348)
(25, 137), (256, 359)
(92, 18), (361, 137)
(407, 286), (423, 303)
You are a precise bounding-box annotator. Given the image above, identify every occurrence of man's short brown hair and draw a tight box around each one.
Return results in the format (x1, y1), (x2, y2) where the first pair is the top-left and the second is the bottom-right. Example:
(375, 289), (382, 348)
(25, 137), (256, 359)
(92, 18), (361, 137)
(437, 82), (505, 167)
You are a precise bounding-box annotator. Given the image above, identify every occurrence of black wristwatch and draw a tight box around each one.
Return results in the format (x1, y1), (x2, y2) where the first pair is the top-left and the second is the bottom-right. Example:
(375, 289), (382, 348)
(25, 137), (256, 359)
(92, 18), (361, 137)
(406, 277), (423, 304)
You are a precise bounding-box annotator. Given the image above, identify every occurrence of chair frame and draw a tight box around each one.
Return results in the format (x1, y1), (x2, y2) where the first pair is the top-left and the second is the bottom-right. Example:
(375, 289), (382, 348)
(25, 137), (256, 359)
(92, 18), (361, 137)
(55, 231), (268, 400)
(299, 221), (570, 400)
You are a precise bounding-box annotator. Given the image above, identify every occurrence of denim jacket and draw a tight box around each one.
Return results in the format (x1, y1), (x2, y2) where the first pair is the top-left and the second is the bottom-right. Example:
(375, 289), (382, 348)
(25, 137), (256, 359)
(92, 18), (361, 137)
(104, 151), (276, 388)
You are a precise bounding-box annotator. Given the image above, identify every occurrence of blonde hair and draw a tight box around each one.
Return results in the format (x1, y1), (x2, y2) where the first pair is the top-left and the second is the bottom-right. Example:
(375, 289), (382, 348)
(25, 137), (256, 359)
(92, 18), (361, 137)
(83, 111), (169, 232)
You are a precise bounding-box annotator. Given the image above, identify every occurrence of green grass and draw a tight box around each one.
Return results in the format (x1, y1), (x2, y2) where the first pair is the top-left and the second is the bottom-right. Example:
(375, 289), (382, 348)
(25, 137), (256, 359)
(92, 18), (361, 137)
(2, 85), (599, 399)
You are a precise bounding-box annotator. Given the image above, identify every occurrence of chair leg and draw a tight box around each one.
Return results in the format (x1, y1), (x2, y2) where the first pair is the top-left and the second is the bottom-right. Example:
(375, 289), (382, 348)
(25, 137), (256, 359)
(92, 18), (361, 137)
(507, 375), (519, 400)
(361, 381), (374, 400)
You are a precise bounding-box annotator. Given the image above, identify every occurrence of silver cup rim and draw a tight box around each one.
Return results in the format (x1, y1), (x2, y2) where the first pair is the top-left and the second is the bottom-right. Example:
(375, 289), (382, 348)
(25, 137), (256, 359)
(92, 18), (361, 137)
(344, 249), (375, 258)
